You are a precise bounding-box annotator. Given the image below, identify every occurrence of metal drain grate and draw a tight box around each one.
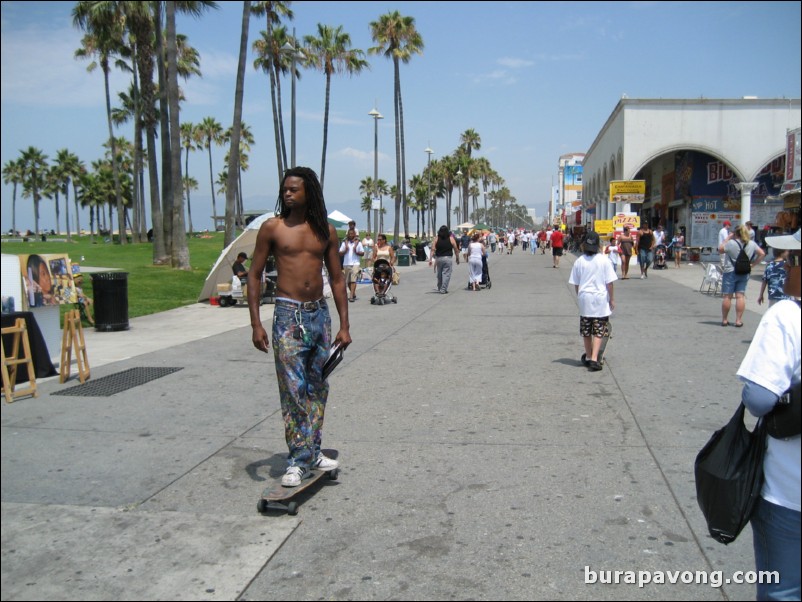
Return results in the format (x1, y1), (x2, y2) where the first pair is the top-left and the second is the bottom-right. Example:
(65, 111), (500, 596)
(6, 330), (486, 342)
(54, 367), (183, 397)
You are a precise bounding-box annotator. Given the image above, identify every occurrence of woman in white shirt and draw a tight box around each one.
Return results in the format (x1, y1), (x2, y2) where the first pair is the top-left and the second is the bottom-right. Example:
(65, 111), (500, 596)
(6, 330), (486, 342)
(737, 229), (800, 601)
(467, 233), (486, 291)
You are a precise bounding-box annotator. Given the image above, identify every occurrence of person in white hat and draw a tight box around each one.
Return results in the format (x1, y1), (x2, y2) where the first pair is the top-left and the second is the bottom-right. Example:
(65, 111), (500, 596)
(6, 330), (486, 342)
(736, 228), (800, 601)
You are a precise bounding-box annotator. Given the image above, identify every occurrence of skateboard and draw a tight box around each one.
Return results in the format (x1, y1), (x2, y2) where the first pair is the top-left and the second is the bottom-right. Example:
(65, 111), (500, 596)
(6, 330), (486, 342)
(597, 320), (612, 365)
(257, 450), (339, 515)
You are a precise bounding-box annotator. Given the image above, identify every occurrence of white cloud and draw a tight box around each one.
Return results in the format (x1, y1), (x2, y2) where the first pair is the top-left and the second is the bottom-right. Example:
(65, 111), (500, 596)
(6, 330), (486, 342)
(497, 57), (534, 69)
(471, 70), (517, 86)
(335, 147), (389, 163)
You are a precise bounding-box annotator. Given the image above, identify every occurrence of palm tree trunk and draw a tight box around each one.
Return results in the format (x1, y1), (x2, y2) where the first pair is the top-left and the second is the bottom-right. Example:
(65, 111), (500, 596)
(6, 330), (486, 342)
(320, 72), (331, 189)
(274, 62), (288, 173)
(154, 4), (173, 255)
(147, 125), (167, 262)
(268, 64), (284, 181)
(141, 2), (166, 262)
(392, 58), (402, 243)
(398, 71), (409, 239)
(207, 145), (216, 227)
(166, 1), (189, 269)
(131, 46), (142, 243)
(184, 148), (193, 234)
(12, 184), (18, 237)
(72, 183), (81, 236)
(34, 194), (40, 237)
(54, 192), (61, 235)
(103, 63), (126, 244)
(224, 1), (250, 248)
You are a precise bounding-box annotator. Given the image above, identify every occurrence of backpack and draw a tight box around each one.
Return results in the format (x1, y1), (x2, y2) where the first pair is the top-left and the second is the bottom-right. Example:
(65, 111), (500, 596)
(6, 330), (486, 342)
(733, 242), (752, 275)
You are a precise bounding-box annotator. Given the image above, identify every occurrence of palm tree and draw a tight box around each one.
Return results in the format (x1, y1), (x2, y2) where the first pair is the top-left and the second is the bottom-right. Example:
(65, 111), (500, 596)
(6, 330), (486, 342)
(437, 154), (458, 230)
(182, 175), (199, 233)
(224, 121), (254, 225)
(459, 129), (481, 220)
(197, 116), (223, 231)
(74, 1), (129, 244)
(304, 23), (369, 189)
(181, 122), (198, 234)
(2, 158), (24, 236)
(53, 149), (82, 241)
(251, 2), (294, 181)
(376, 178), (389, 234)
(360, 194), (373, 235)
(369, 11), (424, 242)
(112, 84), (149, 242)
(359, 176), (376, 233)
(19, 147), (49, 237)
(408, 173), (427, 237)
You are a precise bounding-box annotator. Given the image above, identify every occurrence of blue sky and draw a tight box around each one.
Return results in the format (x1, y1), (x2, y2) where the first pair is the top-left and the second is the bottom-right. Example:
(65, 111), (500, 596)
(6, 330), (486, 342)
(2, 1), (801, 234)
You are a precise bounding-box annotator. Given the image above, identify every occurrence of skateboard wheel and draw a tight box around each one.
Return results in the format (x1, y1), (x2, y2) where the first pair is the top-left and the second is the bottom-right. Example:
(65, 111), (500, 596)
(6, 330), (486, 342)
(287, 501), (298, 515)
(329, 469), (339, 481)
(392, 298), (397, 303)
(257, 499), (268, 513)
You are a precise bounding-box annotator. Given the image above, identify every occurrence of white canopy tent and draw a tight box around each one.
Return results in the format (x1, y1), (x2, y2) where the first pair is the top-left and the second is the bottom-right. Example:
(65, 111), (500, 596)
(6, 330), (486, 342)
(328, 210), (353, 225)
(197, 212), (273, 302)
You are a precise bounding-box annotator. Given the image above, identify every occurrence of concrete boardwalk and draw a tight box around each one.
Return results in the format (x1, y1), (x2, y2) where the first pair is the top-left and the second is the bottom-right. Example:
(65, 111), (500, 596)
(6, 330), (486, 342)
(2, 249), (770, 601)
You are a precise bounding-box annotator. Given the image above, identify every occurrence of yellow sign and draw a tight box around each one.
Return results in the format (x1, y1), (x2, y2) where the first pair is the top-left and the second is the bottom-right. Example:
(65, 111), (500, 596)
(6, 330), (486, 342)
(594, 220), (614, 234)
(613, 214), (641, 230)
(609, 180), (646, 204)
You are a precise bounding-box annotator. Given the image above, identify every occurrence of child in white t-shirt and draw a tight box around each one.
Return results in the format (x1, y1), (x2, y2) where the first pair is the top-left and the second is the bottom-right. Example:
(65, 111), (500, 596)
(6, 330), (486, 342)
(568, 231), (617, 372)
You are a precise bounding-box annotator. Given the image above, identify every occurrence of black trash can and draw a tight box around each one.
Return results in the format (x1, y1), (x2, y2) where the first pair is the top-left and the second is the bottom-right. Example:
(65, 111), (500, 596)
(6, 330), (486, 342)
(91, 272), (129, 331)
(415, 242), (427, 262)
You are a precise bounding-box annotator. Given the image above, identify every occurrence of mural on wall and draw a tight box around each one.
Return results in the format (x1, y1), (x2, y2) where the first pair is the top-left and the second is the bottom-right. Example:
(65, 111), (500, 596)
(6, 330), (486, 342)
(676, 151), (785, 205)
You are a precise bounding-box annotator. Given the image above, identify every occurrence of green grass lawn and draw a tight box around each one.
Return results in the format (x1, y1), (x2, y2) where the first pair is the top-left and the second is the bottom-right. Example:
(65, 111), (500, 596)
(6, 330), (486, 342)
(1, 233), (230, 321)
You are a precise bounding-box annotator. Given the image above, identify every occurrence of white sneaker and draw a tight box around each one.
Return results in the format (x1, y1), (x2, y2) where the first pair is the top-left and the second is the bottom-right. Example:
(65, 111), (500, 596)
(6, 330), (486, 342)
(281, 466), (309, 487)
(313, 454), (339, 472)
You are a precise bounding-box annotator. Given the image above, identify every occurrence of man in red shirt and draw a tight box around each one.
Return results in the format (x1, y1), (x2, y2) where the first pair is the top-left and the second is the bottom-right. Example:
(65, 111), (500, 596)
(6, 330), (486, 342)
(551, 226), (565, 268)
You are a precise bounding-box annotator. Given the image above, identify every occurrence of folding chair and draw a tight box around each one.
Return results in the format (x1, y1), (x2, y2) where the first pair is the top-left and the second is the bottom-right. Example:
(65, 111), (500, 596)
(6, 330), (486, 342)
(699, 263), (723, 296)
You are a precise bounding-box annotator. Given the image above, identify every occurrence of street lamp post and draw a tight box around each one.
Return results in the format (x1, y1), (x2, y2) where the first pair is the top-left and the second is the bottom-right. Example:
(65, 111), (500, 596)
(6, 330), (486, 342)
(283, 30), (304, 169)
(456, 169), (463, 225)
(425, 146), (433, 236)
(369, 106), (383, 240)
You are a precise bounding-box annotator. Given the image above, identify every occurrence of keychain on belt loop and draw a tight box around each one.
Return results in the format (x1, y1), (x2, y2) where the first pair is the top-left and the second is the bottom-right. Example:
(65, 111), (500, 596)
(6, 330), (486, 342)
(293, 308), (307, 340)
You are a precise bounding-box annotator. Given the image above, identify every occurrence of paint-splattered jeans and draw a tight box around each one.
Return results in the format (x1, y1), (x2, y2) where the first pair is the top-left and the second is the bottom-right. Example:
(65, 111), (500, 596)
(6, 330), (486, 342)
(272, 298), (331, 470)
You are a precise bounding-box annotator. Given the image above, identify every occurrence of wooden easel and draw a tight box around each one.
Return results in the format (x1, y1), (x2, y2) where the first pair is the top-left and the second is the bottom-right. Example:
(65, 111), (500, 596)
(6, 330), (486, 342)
(1, 318), (38, 403)
(60, 309), (90, 384)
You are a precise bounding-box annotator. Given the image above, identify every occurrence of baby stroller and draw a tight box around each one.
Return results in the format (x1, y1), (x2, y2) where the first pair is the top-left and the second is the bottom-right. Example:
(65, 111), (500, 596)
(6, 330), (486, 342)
(654, 244), (668, 269)
(370, 258), (397, 305)
(481, 255), (492, 289)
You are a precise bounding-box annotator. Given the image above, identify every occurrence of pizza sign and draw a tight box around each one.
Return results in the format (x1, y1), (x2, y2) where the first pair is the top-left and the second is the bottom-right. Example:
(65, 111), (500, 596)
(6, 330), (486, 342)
(613, 214), (640, 230)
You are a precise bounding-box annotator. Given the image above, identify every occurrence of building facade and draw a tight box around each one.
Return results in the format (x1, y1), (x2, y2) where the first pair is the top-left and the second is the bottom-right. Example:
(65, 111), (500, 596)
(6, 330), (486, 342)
(557, 153), (585, 227)
(582, 98), (801, 246)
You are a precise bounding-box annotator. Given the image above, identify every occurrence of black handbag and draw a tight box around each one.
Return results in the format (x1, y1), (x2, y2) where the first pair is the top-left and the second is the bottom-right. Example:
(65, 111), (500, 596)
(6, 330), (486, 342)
(694, 404), (766, 544)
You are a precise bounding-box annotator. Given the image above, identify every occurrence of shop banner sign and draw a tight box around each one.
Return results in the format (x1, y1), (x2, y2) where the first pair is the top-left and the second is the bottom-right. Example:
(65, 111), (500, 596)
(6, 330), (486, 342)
(594, 220), (614, 234)
(609, 180), (646, 204)
(613, 213), (640, 230)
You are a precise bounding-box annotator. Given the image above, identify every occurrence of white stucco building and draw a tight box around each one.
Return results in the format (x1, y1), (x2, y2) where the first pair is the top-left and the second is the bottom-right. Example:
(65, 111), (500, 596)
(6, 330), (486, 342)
(582, 98), (801, 247)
